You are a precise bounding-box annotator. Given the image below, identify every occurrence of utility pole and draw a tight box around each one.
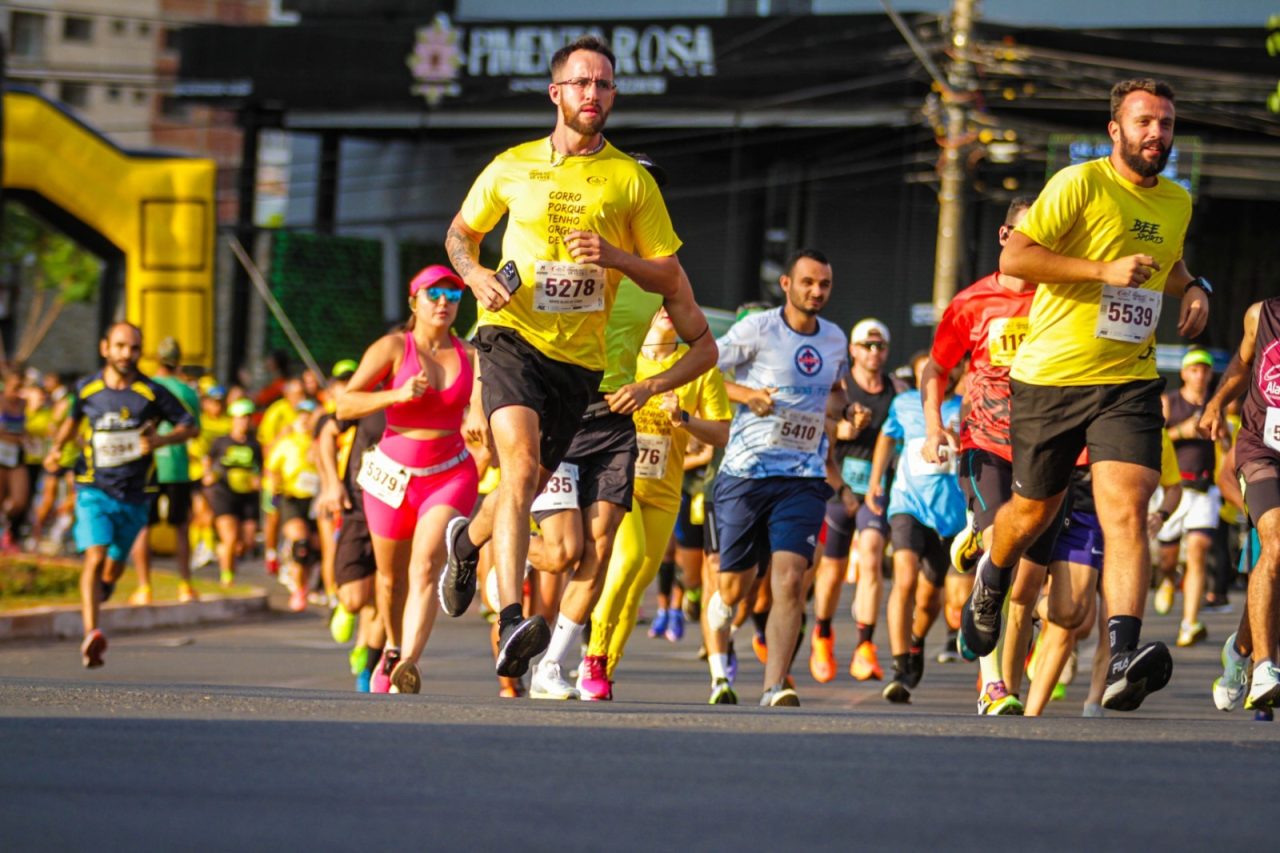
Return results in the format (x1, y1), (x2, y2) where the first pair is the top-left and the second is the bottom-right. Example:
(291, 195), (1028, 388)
(931, 0), (979, 314)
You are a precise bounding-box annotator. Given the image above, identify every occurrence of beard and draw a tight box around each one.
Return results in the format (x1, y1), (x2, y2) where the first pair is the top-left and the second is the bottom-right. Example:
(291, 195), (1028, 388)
(563, 100), (609, 136)
(1119, 127), (1171, 178)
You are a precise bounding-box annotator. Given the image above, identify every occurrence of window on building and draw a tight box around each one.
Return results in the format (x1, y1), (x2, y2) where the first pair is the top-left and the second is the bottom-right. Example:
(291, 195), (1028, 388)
(138, 22), (151, 37)
(112, 19), (126, 35)
(133, 89), (148, 105)
(106, 86), (121, 102)
(163, 27), (181, 52)
(159, 96), (189, 121)
(10, 11), (47, 59)
(59, 82), (91, 108)
(62, 15), (93, 42)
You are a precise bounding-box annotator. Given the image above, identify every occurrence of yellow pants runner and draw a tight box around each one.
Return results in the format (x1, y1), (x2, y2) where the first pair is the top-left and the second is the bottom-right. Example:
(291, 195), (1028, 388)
(589, 499), (678, 677)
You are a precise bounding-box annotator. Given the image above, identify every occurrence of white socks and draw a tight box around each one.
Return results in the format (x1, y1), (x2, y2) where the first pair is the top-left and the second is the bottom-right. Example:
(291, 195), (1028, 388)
(709, 653), (729, 681)
(543, 614), (584, 667)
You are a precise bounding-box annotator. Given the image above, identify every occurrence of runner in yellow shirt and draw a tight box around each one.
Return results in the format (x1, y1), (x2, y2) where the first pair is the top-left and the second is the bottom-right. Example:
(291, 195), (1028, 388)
(962, 78), (1211, 713)
(439, 34), (714, 680)
(584, 307), (731, 697)
(265, 399), (322, 612)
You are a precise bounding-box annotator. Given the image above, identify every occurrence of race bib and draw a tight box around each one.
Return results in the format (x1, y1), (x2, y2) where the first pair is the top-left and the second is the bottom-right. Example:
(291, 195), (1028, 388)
(531, 461), (580, 513)
(357, 445), (409, 509)
(635, 433), (671, 480)
(769, 407), (824, 453)
(841, 456), (873, 494)
(906, 436), (955, 477)
(227, 468), (256, 494)
(1095, 286), (1161, 344)
(533, 261), (606, 313)
(986, 317), (1029, 367)
(0, 441), (19, 468)
(1265, 407), (1280, 452)
(295, 470), (321, 498)
(92, 428), (144, 468)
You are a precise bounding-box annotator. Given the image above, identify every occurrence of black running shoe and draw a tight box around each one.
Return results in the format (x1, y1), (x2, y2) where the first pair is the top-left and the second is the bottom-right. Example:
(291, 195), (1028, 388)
(99, 578), (117, 603)
(905, 648), (925, 689)
(438, 516), (478, 617)
(1102, 642), (1173, 712)
(495, 616), (551, 678)
(882, 676), (911, 704)
(960, 560), (1006, 659)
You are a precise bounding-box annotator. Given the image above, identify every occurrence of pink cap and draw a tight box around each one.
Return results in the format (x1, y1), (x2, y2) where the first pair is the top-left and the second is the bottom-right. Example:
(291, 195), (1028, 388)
(409, 264), (464, 296)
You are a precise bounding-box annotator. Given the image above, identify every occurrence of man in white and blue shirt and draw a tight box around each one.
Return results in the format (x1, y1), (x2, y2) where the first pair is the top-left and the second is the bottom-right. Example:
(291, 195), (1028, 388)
(703, 249), (850, 708)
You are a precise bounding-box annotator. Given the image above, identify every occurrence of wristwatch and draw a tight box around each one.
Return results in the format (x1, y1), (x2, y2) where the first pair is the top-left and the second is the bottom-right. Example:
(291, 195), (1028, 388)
(679, 410), (690, 425)
(1185, 276), (1213, 298)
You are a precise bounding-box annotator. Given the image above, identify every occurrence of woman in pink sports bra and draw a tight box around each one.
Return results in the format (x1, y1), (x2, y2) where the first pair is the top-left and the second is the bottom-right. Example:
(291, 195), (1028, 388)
(337, 264), (482, 694)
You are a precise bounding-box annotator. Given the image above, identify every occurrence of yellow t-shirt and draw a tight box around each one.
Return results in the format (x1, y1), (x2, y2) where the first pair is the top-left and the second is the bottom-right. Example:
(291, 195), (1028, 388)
(257, 399), (297, 448)
(1159, 431), (1181, 489)
(1011, 158), (1192, 387)
(631, 346), (733, 515)
(189, 412), (230, 480)
(266, 430), (320, 499)
(460, 139), (682, 373)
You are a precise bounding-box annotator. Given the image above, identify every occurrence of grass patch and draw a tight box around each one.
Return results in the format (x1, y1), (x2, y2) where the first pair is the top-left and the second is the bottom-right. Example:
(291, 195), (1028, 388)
(0, 556), (259, 612)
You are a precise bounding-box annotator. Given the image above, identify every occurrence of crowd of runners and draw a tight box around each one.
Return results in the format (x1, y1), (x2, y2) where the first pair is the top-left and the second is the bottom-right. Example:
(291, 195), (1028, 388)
(8, 37), (1277, 718)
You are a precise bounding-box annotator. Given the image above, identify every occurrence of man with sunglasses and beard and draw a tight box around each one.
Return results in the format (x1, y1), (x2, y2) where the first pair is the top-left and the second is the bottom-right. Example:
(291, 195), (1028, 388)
(959, 78), (1211, 712)
(441, 35), (713, 682)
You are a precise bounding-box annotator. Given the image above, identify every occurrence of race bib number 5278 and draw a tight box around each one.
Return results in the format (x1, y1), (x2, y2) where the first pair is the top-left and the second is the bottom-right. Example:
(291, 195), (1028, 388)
(533, 261), (605, 313)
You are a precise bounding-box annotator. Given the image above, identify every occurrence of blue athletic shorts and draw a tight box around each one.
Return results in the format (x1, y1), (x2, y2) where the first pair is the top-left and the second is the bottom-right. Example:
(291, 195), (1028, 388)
(1050, 509), (1103, 572)
(713, 474), (831, 573)
(74, 486), (150, 562)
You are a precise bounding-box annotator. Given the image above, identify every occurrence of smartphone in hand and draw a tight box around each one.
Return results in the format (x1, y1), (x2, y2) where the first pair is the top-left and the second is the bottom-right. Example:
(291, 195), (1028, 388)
(495, 261), (522, 294)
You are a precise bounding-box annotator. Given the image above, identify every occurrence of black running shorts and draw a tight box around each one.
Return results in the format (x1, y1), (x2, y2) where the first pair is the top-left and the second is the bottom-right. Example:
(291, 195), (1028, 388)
(474, 325), (602, 477)
(1010, 378), (1164, 500)
(334, 511), (376, 586)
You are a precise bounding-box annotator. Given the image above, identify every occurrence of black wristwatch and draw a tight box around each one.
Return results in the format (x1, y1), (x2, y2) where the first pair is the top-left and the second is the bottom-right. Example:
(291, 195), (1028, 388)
(679, 410), (690, 425)
(1185, 276), (1213, 299)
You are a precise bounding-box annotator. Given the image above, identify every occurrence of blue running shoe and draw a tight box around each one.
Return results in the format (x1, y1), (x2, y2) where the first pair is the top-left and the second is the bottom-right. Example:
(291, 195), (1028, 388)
(665, 609), (685, 642)
(648, 608), (670, 639)
(355, 669), (372, 692)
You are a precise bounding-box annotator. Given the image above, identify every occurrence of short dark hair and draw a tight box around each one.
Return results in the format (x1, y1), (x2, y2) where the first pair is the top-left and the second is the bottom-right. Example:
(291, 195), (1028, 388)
(550, 35), (616, 79)
(103, 320), (142, 342)
(784, 248), (830, 277)
(1004, 196), (1036, 225)
(1110, 78), (1175, 121)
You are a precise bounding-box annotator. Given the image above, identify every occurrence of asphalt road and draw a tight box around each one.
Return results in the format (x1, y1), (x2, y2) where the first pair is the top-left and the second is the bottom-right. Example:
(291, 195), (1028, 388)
(1, 566), (1274, 852)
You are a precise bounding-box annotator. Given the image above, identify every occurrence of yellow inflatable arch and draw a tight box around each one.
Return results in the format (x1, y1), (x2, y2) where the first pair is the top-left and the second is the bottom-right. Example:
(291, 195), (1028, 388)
(2, 86), (215, 368)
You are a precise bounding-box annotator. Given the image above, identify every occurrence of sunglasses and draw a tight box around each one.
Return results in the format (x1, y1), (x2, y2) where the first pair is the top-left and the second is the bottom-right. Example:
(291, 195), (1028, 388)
(420, 286), (463, 303)
(856, 341), (888, 352)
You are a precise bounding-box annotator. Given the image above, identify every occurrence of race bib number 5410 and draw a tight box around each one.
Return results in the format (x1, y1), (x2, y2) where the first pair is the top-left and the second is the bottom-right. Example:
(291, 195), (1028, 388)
(533, 261), (605, 313)
(1095, 286), (1161, 343)
(769, 408), (824, 453)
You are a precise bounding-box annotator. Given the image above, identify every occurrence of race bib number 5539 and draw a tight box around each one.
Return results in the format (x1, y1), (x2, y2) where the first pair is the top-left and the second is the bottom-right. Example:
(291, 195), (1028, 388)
(1095, 286), (1161, 344)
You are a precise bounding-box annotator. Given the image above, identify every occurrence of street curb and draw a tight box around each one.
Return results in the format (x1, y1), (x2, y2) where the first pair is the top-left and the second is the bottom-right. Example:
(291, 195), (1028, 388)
(0, 591), (271, 642)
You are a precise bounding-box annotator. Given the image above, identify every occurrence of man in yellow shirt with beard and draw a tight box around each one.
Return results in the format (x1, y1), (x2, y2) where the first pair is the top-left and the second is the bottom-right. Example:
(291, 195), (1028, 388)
(960, 78), (1211, 713)
(440, 34), (713, 681)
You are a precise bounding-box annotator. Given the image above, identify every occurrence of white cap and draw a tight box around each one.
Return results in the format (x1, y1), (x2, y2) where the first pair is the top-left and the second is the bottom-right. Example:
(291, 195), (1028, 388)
(851, 318), (890, 344)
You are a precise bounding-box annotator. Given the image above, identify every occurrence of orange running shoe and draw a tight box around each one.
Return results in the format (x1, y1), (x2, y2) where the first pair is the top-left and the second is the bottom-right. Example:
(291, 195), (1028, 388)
(751, 632), (768, 664)
(809, 627), (837, 683)
(850, 640), (883, 681)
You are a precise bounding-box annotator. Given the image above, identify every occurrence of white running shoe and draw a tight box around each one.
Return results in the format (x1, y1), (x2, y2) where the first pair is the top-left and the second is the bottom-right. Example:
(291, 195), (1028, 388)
(1212, 633), (1251, 712)
(529, 659), (580, 700)
(760, 684), (800, 707)
(1081, 702), (1105, 718)
(706, 591), (734, 632)
(1245, 660), (1280, 711)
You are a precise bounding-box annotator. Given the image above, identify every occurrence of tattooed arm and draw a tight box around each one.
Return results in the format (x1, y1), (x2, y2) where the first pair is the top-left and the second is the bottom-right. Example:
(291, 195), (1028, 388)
(446, 214), (508, 311)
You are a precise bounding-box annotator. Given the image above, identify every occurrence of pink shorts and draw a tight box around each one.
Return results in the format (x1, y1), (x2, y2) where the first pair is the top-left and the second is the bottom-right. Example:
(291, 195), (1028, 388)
(363, 431), (479, 541)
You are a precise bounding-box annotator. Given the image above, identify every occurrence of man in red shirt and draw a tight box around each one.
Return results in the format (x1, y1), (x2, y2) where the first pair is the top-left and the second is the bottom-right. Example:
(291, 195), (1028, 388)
(920, 197), (1060, 714)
